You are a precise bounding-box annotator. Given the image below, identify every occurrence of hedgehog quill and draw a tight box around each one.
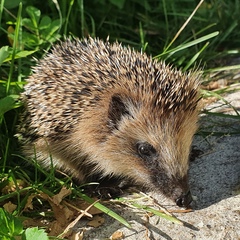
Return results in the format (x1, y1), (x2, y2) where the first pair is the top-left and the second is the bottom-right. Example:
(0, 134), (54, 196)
(19, 38), (201, 208)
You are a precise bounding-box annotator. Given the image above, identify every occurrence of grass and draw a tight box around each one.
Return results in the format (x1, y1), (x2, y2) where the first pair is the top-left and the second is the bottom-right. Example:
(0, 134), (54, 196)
(0, 0), (240, 239)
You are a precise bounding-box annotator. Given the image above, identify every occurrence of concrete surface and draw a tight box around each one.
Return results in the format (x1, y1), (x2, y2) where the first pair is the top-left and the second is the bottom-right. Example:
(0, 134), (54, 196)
(76, 91), (240, 240)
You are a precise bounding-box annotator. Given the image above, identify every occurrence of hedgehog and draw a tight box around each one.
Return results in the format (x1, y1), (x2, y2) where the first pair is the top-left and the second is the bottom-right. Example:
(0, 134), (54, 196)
(19, 37), (201, 208)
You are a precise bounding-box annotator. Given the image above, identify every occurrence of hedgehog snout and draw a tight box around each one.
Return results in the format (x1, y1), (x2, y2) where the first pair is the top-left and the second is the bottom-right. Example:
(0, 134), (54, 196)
(169, 175), (192, 208)
(175, 190), (192, 208)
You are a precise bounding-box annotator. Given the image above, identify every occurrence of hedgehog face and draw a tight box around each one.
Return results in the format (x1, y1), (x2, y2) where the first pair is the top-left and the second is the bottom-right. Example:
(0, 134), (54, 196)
(99, 92), (199, 207)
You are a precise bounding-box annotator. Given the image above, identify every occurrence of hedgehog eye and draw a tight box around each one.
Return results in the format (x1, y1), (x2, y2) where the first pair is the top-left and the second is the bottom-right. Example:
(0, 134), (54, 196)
(137, 142), (157, 160)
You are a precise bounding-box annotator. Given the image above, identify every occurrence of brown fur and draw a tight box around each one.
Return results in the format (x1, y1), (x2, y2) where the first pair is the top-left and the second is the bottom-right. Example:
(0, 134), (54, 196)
(19, 38), (201, 205)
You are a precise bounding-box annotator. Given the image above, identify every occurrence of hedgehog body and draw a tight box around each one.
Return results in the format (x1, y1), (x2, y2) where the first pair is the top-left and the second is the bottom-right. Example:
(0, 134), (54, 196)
(20, 38), (200, 207)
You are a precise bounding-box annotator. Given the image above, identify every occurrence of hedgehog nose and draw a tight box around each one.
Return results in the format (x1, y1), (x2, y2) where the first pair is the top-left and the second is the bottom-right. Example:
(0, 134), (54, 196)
(176, 190), (192, 208)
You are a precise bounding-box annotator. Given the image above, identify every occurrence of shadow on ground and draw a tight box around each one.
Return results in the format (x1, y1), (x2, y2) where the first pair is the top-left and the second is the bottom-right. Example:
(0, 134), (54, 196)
(189, 108), (240, 210)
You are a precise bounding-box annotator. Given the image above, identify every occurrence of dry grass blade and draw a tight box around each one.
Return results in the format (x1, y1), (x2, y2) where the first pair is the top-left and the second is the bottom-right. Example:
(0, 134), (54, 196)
(58, 200), (97, 238)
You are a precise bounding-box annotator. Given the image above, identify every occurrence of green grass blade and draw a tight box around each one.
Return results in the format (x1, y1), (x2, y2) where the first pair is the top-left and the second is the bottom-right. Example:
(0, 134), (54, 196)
(201, 89), (240, 116)
(205, 64), (240, 73)
(51, 0), (62, 35)
(0, 0), (4, 29)
(154, 31), (219, 59)
(6, 2), (22, 95)
(77, 193), (132, 228)
(131, 202), (183, 225)
(183, 42), (209, 71)
(79, 0), (85, 37)
(64, 0), (75, 36)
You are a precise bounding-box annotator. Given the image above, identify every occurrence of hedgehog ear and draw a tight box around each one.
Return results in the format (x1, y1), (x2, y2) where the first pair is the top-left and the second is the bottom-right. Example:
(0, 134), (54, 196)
(108, 94), (130, 130)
